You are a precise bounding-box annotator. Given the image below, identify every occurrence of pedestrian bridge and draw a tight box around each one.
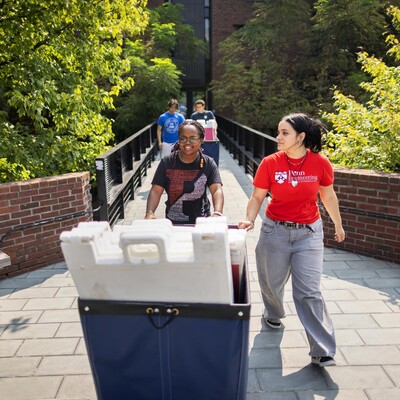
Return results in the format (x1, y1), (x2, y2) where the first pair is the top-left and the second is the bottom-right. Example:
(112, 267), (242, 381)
(0, 143), (399, 399)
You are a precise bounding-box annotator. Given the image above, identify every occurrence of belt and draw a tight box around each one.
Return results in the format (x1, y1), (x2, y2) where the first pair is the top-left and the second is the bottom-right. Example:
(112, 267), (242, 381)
(277, 221), (314, 231)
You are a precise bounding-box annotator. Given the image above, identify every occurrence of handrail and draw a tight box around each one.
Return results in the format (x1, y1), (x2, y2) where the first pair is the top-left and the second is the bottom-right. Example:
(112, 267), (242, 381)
(215, 115), (278, 176)
(95, 122), (158, 226)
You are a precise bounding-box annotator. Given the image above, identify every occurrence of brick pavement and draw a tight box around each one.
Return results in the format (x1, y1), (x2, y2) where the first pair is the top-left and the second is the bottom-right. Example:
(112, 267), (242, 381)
(0, 144), (399, 399)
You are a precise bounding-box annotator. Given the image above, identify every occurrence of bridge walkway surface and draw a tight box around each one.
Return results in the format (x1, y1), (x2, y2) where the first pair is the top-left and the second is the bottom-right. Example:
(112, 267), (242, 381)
(0, 144), (399, 399)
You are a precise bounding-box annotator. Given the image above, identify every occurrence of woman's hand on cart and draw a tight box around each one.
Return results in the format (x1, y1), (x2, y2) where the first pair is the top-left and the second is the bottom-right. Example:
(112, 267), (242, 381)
(238, 219), (254, 231)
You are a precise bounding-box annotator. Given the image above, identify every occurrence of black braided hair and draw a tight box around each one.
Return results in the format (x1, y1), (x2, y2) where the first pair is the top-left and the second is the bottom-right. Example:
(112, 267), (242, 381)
(171, 119), (205, 168)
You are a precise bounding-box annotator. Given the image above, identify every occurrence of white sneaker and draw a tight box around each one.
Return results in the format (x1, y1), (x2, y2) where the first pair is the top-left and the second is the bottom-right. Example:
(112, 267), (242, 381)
(264, 318), (282, 329)
(311, 356), (336, 367)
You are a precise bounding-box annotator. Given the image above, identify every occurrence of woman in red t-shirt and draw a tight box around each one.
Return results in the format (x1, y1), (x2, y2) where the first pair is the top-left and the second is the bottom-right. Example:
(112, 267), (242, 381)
(239, 113), (345, 368)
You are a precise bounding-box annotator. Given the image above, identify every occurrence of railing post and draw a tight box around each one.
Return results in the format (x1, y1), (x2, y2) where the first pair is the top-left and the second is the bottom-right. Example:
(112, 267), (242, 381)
(95, 157), (109, 221)
(115, 150), (123, 184)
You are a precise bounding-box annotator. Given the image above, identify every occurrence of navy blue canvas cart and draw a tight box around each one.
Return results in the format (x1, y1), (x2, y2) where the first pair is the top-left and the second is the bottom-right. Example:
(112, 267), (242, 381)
(202, 140), (220, 166)
(78, 262), (250, 400)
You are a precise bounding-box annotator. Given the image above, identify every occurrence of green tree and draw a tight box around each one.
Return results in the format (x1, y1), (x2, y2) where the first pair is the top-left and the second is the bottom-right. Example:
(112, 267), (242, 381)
(111, 3), (207, 140)
(212, 0), (314, 132)
(0, 0), (148, 183)
(212, 0), (400, 133)
(311, 0), (395, 112)
(324, 6), (400, 172)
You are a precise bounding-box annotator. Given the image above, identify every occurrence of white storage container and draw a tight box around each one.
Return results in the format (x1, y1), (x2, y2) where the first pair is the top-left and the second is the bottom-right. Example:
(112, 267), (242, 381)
(60, 219), (236, 304)
(196, 217), (247, 301)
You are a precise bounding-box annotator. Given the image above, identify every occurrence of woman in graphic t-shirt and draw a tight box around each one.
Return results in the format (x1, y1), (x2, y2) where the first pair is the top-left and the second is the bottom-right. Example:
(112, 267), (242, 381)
(145, 120), (224, 225)
(239, 113), (345, 368)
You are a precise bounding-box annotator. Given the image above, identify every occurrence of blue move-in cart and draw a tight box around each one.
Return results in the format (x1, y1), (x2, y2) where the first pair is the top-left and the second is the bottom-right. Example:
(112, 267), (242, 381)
(202, 140), (220, 166)
(61, 219), (250, 400)
(78, 261), (250, 400)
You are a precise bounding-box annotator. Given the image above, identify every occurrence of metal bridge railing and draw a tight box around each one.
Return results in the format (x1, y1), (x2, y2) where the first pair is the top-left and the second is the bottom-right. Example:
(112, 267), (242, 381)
(95, 122), (158, 226)
(216, 115), (278, 176)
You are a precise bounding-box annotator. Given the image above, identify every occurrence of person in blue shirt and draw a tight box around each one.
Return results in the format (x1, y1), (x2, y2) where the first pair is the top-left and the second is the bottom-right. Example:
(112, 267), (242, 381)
(157, 99), (185, 158)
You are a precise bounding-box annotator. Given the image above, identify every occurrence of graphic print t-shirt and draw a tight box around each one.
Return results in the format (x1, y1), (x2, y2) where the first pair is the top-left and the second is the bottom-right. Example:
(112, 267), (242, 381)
(157, 112), (185, 144)
(152, 153), (222, 224)
(253, 150), (334, 224)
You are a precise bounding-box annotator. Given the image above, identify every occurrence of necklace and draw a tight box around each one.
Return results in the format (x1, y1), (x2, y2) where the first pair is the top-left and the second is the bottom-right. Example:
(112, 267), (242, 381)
(286, 152), (307, 166)
(285, 152), (307, 187)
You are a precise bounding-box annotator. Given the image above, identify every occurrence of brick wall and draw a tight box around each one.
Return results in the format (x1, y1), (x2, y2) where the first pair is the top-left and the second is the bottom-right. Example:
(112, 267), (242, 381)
(211, 0), (255, 84)
(321, 168), (400, 264)
(1, 167), (398, 278)
(0, 173), (92, 278)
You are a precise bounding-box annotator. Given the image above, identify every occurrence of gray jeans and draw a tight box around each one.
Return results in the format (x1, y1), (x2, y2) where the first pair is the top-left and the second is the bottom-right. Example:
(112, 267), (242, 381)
(255, 216), (336, 357)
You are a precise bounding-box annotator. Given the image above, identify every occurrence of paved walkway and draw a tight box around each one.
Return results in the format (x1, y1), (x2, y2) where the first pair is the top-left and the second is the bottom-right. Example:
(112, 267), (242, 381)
(0, 144), (399, 399)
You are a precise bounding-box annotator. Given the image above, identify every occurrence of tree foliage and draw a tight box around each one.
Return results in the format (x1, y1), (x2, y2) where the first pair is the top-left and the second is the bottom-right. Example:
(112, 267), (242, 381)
(324, 6), (400, 172)
(212, 0), (313, 133)
(212, 0), (400, 143)
(311, 0), (391, 111)
(111, 3), (207, 141)
(0, 0), (148, 183)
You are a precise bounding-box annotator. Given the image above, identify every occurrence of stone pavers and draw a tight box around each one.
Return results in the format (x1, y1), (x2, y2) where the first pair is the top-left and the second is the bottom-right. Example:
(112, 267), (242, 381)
(0, 144), (399, 399)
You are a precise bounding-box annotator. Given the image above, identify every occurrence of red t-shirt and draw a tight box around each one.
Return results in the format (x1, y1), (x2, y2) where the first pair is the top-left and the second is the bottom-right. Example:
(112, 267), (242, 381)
(253, 150), (334, 224)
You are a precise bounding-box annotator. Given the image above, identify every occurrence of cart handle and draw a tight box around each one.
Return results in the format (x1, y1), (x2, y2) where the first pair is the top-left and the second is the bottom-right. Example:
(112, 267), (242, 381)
(119, 232), (169, 264)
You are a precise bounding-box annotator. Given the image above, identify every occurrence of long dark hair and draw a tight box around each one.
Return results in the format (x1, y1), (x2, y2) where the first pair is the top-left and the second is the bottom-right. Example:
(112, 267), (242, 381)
(282, 113), (325, 153)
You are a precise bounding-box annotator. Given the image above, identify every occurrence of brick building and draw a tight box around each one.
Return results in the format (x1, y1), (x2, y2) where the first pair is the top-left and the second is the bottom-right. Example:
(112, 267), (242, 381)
(147, 0), (256, 112)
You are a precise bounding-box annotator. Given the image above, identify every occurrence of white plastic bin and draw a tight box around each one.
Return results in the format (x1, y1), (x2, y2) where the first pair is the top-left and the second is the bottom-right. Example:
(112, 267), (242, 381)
(196, 217), (247, 301)
(60, 218), (238, 304)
